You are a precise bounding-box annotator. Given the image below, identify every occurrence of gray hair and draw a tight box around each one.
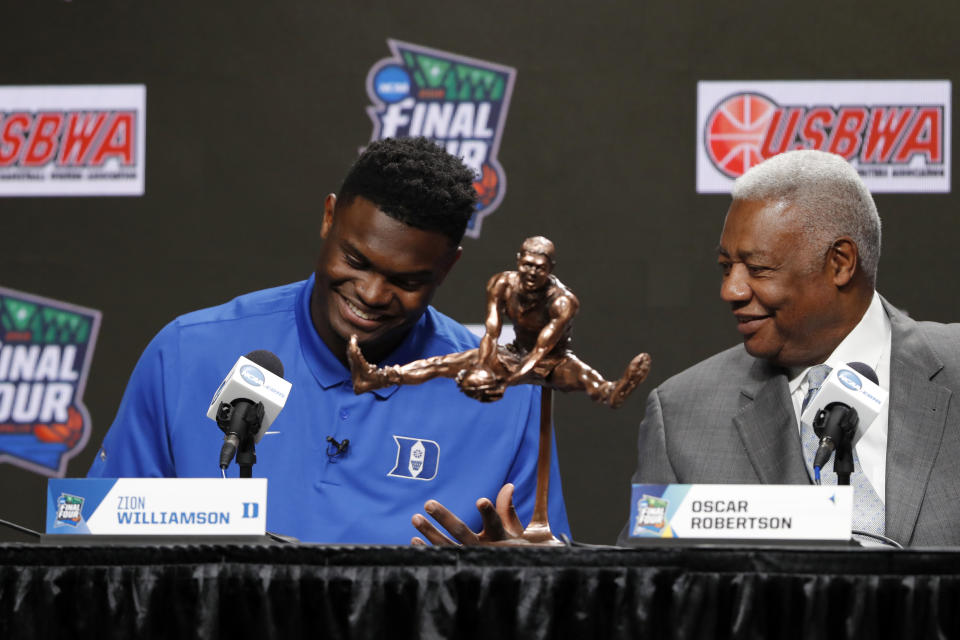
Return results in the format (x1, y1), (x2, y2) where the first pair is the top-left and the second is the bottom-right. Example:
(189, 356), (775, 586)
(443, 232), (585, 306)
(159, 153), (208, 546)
(731, 150), (882, 283)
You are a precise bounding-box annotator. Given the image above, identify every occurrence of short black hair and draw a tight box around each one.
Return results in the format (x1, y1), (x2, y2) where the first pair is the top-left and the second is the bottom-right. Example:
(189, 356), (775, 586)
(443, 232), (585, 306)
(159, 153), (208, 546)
(337, 137), (478, 244)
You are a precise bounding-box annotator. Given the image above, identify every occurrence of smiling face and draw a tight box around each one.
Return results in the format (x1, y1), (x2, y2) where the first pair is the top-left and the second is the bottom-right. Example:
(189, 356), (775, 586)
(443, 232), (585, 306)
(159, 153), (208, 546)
(717, 198), (849, 368)
(311, 194), (461, 365)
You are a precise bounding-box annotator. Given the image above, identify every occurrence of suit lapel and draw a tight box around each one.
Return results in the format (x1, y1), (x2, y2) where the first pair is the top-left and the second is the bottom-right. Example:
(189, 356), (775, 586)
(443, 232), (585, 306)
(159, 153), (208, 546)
(732, 360), (810, 484)
(883, 300), (951, 545)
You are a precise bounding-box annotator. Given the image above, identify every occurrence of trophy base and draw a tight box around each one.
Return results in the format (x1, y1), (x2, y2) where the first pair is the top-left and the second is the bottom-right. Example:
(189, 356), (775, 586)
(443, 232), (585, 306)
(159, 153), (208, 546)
(522, 522), (564, 546)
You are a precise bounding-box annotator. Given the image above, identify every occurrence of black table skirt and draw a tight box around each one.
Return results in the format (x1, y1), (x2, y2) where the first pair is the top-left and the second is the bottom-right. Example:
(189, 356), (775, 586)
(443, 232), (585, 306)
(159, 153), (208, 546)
(2, 542), (959, 639)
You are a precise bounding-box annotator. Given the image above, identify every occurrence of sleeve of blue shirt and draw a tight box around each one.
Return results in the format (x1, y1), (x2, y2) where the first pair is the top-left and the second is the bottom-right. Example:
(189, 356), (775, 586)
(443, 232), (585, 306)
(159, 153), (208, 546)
(87, 323), (179, 478)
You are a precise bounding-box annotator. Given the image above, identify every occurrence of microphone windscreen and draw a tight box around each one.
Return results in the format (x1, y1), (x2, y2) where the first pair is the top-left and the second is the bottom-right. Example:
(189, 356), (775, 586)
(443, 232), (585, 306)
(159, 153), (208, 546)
(846, 361), (878, 385)
(245, 350), (284, 378)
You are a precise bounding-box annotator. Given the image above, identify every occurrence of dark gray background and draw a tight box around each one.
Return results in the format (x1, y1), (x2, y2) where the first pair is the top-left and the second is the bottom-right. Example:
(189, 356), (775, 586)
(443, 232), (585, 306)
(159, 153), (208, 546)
(1, 1), (957, 544)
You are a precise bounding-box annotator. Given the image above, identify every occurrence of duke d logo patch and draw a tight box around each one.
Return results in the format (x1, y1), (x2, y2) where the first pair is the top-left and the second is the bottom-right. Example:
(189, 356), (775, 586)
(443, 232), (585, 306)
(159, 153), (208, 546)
(388, 435), (440, 481)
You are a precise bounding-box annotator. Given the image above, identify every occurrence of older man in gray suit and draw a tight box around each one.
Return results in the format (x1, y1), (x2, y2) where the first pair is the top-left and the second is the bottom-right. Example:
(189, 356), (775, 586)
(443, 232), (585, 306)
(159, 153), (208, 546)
(620, 149), (960, 547)
(413, 149), (959, 548)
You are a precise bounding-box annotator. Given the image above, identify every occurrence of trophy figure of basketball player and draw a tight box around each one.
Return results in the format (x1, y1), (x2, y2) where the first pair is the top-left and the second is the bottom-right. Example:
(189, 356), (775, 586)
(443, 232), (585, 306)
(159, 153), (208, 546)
(348, 236), (651, 407)
(347, 236), (650, 544)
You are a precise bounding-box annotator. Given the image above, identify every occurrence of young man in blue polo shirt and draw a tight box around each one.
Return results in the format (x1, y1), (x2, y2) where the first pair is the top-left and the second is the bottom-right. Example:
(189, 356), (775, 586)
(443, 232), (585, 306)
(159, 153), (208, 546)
(87, 137), (570, 543)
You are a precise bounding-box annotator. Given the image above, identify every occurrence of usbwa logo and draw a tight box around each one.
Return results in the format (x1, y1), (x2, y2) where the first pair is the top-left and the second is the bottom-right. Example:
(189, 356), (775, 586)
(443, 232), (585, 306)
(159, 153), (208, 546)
(0, 286), (101, 477)
(696, 81), (951, 194)
(388, 435), (440, 481)
(366, 40), (517, 238)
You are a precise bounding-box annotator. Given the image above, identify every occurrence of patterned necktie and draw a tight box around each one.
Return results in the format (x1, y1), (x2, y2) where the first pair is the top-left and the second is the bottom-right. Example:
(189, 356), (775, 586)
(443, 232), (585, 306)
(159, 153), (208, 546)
(799, 364), (885, 536)
(801, 364), (831, 414)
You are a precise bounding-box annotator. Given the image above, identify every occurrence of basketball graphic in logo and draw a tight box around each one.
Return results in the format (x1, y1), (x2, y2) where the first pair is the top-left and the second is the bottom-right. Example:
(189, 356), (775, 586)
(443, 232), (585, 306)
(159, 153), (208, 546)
(34, 408), (85, 449)
(474, 164), (499, 208)
(704, 93), (777, 178)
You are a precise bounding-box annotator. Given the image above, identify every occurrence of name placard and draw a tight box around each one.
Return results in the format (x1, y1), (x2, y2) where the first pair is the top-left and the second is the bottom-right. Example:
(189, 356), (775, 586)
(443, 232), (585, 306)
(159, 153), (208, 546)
(628, 484), (852, 541)
(46, 478), (267, 536)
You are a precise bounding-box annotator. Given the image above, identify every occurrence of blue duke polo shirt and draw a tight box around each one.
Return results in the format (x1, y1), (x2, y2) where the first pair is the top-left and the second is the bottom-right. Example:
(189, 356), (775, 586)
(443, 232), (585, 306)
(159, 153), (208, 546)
(88, 275), (570, 543)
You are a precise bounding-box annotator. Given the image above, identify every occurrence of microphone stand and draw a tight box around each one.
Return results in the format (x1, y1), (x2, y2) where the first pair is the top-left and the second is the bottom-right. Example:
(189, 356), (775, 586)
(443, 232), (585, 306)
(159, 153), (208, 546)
(833, 407), (858, 486)
(814, 403), (859, 485)
(834, 439), (853, 485)
(236, 437), (257, 479)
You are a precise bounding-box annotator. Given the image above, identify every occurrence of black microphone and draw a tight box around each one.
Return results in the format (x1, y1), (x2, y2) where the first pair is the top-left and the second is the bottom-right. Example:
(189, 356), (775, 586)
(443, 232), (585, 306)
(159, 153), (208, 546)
(209, 350), (290, 472)
(812, 402), (859, 472)
(326, 436), (350, 460)
(217, 399), (265, 470)
(810, 362), (880, 482)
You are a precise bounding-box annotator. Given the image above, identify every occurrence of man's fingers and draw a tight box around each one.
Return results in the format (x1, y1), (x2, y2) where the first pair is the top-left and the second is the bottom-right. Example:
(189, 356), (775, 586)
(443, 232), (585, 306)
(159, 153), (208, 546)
(424, 500), (480, 545)
(476, 497), (507, 541)
(411, 513), (457, 546)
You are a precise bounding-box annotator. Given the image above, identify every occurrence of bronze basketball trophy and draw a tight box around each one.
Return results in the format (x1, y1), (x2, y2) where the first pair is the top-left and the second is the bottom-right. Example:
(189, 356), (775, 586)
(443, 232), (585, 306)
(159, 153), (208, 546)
(348, 236), (651, 544)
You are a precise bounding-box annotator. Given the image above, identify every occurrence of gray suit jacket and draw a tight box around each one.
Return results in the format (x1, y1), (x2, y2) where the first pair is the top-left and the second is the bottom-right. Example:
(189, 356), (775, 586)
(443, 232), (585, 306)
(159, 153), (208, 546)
(621, 299), (960, 547)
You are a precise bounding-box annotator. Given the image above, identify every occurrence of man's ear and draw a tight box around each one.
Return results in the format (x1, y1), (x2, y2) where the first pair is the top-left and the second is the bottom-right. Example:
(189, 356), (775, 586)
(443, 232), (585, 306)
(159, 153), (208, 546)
(829, 237), (859, 287)
(435, 246), (463, 287)
(320, 193), (337, 239)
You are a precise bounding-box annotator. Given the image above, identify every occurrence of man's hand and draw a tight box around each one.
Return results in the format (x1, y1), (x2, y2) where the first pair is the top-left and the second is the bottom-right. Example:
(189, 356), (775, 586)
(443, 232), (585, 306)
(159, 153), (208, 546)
(411, 483), (527, 546)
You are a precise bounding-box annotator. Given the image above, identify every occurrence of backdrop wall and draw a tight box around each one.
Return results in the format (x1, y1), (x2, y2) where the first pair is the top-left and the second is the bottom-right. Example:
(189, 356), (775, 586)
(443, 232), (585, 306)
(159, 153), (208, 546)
(1, 0), (957, 544)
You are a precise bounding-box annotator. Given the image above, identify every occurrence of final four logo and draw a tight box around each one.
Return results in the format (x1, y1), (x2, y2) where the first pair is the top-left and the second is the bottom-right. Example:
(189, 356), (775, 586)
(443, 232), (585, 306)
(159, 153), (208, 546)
(0, 287), (101, 476)
(55, 493), (85, 527)
(633, 494), (668, 535)
(366, 40), (517, 238)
